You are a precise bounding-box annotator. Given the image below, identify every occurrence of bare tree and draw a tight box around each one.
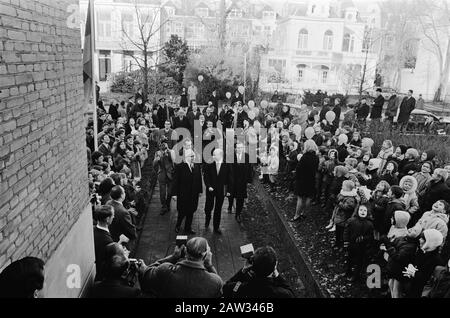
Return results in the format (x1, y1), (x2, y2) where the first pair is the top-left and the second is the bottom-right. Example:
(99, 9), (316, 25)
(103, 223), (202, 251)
(120, 1), (170, 103)
(413, 0), (450, 102)
(377, 0), (418, 91)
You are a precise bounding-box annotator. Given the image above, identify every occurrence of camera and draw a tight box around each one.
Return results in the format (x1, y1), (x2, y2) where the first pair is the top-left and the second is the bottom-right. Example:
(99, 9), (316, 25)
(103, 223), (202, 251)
(123, 258), (143, 287)
(176, 235), (188, 248)
(240, 243), (254, 260)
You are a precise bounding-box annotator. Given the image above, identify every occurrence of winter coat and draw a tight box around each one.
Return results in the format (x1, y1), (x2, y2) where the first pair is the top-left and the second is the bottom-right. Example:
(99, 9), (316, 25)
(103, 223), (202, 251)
(377, 147), (394, 174)
(356, 103), (370, 120)
(398, 96), (416, 123)
(399, 159), (419, 180)
(364, 169), (382, 191)
(371, 191), (390, 233)
(405, 249), (442, 298)
(408, 211), (449, 242)
(385, 95), (399, 117)
(421, 180), (450, 213)
(332, 189), (358, 225)
(344, 215), (374, 244)
(380, 172), (399, 186)
(342, 109), (355, 126)
(370, 95), (385, 119)
(399, 176), (419, 216)
(388, 210), (411, 240)
(382, 199), (406, 235)
(294, 151), (319, 197)
(385, 236), (418, 281)
(413, 172), (432, 198)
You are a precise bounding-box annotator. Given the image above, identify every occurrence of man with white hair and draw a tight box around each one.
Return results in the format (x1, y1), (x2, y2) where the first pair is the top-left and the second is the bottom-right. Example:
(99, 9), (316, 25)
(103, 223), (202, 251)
(138, 237), (223, 297)
(173, 149), (203, 234)
(203, 148), (230, 234)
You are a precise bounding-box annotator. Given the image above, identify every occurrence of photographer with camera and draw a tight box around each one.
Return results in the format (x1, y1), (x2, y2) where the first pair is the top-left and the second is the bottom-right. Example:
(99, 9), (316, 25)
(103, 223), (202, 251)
(223, 246), (295, 298)
(90, 243), (141, 298)
(153, 139), (175, 215)
(138, 237), (223, 298)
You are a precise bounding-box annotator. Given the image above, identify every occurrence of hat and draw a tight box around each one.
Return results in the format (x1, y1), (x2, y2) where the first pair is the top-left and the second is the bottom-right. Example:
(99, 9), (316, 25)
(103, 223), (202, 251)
(393, 211), (410, 228)
(385, 160), (398, 173)
(421, 229), (444, 252)
(368, 158), (382, 171)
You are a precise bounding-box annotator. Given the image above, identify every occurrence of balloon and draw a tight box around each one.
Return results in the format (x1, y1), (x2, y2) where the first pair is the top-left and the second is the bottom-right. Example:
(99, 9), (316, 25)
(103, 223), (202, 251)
(325, 111), (336, 123)
(338, 134), (348, 146)
(226, 92), (231, 99)
(253, 120), (261, 131)
(238, 85), (245, 94)
(314, 115), (320, 123)
(261, 100), (268, 108)
(243, 105), (249, 112)
(292, 124), (302, 136)
(248, 100), (255, 108)
(305, 127), (315, 139)
(253, 107), (259, 116)
(197, 75), (204, 82)
(248, 110), (256, 120)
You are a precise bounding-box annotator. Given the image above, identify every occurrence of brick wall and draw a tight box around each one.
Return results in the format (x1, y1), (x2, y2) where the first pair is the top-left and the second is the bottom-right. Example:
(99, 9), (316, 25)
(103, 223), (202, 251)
(0, 0), (89, 272)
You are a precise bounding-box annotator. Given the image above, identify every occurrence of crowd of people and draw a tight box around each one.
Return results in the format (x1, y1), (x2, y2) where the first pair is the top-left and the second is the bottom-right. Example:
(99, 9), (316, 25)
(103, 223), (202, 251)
(2, 84), (450, 299)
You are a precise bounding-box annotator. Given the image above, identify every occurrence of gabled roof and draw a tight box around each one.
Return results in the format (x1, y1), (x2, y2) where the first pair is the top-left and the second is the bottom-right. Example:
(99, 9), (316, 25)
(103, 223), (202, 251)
(163, 0), (177, 8)
(291, 3), (309, 16)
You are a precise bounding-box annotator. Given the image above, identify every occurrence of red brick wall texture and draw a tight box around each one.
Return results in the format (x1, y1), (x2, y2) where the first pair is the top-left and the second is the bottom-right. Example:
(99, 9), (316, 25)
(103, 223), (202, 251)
(0, 0), (89, 272)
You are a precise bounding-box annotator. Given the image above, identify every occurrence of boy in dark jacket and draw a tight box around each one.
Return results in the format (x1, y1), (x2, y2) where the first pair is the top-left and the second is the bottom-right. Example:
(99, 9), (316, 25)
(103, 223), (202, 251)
(344, 204), (374, 281)
(331, 180), (359, 247)
(382, 185), (406, 236)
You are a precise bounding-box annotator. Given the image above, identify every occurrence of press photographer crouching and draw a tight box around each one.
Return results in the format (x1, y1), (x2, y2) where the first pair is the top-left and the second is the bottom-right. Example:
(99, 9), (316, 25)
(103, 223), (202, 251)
(223, 246), (295, 298)
(90, 243), (141, 298)
(138, 237), (223, 298)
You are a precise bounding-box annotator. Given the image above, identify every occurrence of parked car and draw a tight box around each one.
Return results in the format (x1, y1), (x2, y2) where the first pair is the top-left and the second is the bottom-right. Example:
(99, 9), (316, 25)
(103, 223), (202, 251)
(394, 109), (450, 134)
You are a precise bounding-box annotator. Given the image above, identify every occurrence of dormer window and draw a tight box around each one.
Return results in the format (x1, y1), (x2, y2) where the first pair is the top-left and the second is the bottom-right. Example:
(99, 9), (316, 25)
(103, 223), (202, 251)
(262, 11), (275, 19)
(196, 8), (209, 17)
(229, 8), (242, 18)
(165, 7), (175, 16)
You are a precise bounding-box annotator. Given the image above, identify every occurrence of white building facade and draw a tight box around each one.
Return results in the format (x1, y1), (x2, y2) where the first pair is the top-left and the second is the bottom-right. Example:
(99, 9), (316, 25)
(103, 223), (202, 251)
(79, 0), (162, 92)
(260, 0), (378, 94)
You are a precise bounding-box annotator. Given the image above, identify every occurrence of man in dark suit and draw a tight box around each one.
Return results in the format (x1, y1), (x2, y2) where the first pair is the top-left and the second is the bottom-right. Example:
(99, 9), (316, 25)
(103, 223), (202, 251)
(153, 141), (175, 215)
(98, 134), (111, 157)
(370, 88), (385, 130)
(106, 186), (137, 245)
(93, 205), (115, 281)
(203, 149), (230, 234)
(209, 89), (219, 113)
(319, 98), (331, 122)
(236, 104), (249, 129)
(331, 97), (341, 127)
(172, 108), (190, 131)
(398, 89), (416, 133)
(227, 143), (252, 223)
(204, 106), (218, 127)
(187, 102), (201, 138)
(173, 149), (203, 234)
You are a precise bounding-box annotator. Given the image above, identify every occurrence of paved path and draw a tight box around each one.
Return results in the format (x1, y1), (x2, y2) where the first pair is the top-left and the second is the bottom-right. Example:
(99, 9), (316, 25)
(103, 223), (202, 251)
(134, 184), (249, 281)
